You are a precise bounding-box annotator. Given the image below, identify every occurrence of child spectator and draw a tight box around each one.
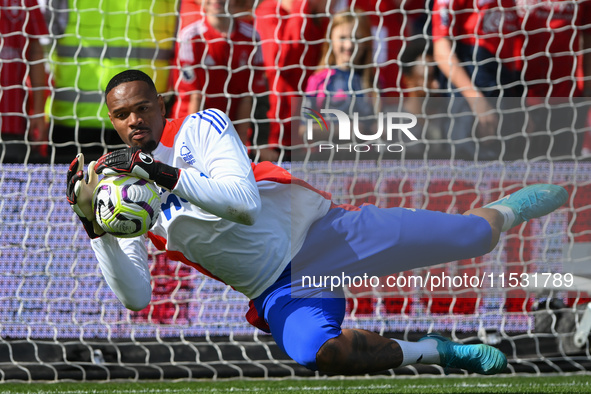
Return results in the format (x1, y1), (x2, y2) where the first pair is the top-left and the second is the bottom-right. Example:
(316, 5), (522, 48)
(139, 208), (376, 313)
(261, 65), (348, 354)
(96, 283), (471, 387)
(255, 0), (331, 157)
(305, 11), (376, 115)
(399, 37), (444, 158)
(432, 0), (524, 160)
(171, 0), (267, 145)
(335, 0), (410, 96)
(300, 10), (379, 159)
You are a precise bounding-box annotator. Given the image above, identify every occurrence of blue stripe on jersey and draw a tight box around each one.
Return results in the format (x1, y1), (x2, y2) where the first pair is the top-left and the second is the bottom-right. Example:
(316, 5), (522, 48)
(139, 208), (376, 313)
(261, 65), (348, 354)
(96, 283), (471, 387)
(204, 109), (228, 129)
(196, 112), (222, 134)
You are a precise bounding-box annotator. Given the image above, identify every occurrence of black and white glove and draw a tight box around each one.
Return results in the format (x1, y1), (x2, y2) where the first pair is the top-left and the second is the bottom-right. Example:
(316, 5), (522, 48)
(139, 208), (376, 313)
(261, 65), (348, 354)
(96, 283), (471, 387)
(66, 153), (105, 239)
(94, 147), (180, 191)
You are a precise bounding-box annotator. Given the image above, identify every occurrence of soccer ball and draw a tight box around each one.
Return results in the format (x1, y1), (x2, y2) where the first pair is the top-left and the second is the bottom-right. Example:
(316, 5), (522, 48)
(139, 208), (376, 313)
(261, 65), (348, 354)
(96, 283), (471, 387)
(92, 174), (161, 238)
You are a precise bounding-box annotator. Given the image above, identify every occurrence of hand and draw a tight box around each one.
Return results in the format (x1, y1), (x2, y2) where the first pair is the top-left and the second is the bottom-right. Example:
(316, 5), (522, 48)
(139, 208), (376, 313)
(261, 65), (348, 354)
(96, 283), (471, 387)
(66, 153), (105, 239)
(29, 116), (49, 158)
(468, 98), (498, 147)
(94, 147), (180, 191)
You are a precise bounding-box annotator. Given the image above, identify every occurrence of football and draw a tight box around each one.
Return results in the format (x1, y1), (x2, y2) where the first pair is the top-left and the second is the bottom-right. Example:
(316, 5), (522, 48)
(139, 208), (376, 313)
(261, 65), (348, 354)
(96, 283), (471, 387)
(92, 174), (162, 238)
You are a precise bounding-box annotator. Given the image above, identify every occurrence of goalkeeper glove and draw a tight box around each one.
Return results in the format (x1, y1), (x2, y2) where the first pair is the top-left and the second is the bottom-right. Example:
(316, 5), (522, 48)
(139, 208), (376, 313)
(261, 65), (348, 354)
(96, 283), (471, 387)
(94, 147), (180, 191)
(66, 153), (105, 239)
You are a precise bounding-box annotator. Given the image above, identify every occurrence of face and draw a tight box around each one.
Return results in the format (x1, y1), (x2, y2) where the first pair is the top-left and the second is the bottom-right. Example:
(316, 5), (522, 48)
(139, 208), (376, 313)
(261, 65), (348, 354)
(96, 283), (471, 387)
(202, 0), (234, 15)
(107, 80), (166, 153)
(311, 0), (329, 13)
(331, 22), (361, 67)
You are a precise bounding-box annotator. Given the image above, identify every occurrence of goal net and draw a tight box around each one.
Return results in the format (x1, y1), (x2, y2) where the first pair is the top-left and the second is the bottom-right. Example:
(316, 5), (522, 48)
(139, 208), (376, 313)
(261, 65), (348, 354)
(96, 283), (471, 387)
(0, 0), (590, 381)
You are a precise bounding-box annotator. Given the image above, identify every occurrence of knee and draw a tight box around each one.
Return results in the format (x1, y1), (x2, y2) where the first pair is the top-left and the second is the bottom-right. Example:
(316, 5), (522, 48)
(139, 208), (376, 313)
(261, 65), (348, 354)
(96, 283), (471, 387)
(315, 334), (348, 374)
(282, 329), (339, 371)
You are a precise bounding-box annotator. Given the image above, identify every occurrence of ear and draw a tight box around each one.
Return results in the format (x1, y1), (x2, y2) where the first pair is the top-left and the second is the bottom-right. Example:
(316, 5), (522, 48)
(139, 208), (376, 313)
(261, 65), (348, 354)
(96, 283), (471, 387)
(158, 95), (166, 117)
(108, 112), (115, 126)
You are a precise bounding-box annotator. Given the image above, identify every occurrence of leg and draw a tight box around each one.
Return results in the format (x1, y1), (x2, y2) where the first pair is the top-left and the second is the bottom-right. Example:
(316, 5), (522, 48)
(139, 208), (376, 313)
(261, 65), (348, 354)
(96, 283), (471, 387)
(316, 329), (404, 374)
(316, 329), (507, 375)
(287, 185), (567, 374)
(253, 266), (444, 374)
(463, 207), (503, 252)
(252, 267), (347, 370)
(255, 278), (507, 375)
(292, 205), (495, 282)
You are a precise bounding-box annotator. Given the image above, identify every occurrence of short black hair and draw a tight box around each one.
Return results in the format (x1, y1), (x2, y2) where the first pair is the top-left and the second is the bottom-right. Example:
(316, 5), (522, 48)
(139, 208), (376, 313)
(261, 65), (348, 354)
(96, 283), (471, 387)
(105, 69), (158, 97)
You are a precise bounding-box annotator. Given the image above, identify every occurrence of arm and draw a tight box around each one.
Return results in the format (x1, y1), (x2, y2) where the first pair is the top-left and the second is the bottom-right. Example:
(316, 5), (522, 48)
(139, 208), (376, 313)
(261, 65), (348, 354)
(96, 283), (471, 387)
(434, 38), (497, 140)
(432, 0), (497, 140)
(431, 0), (477, 97)
(234, 96), (253, 145)
(433, 38), (482, 99)
(171, 110), (261, 224)
(188, 91), (203, 114)
(95, 111), (262, 225)
(66, 154), (151, 311)
(91, 235), (152, 311)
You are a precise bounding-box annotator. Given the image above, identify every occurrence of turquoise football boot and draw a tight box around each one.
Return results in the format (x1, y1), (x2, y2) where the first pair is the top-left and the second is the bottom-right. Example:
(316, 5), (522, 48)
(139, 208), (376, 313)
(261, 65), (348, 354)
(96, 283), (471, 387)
(484, 184), (568, 229)
(419, 333), (507, 375)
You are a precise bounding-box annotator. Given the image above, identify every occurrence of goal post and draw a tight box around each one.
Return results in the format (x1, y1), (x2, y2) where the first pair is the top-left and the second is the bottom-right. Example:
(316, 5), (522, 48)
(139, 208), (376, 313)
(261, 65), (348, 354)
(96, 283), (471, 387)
(0, 0), (590, 381)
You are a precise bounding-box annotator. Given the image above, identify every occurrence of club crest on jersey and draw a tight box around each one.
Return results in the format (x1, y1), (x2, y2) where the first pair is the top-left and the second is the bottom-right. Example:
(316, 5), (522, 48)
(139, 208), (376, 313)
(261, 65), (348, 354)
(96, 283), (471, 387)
(181, 68), (196, 83)
(180, 144), (196, 165)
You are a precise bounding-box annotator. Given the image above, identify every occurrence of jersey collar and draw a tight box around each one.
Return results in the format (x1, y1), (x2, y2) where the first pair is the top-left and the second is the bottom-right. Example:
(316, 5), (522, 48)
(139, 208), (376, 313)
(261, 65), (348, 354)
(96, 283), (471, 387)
(160, 118), (180, 148)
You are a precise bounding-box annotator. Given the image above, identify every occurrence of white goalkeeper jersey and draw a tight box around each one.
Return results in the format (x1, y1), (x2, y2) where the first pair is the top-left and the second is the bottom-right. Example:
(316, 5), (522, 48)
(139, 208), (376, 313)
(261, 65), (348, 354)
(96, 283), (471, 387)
(91, 109), (331, 308)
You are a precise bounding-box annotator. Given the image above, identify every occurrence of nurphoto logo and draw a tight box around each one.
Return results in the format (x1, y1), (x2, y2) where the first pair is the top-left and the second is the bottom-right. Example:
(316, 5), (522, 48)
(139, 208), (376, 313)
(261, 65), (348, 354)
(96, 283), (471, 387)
(303, 107), (418, 153)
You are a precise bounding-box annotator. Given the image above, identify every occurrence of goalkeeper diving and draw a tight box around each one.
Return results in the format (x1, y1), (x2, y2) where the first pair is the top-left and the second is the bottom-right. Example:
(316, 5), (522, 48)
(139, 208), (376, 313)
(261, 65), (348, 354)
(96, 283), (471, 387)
(66, 69), (568, 375)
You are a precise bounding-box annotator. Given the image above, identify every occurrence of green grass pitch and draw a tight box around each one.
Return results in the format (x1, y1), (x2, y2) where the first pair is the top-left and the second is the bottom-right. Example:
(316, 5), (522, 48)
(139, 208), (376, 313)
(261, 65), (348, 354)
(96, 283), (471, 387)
(0, 376), (590, 393)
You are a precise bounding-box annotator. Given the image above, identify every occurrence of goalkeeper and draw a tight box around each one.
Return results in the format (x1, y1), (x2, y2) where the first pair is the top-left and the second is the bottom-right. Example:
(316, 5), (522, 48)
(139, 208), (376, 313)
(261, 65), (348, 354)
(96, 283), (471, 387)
(67, 69), (568, 376)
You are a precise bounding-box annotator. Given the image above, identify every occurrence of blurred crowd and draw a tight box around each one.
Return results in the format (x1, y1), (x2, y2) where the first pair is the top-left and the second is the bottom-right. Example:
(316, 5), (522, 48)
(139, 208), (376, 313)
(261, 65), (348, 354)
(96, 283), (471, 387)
(1, 0), (590, 164)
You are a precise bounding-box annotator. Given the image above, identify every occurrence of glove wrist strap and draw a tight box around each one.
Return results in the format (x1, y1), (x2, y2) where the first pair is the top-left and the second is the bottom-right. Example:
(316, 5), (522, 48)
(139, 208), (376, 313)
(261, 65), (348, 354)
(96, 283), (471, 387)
(153, 164), (180, 191)
(80, 217), (104, 239)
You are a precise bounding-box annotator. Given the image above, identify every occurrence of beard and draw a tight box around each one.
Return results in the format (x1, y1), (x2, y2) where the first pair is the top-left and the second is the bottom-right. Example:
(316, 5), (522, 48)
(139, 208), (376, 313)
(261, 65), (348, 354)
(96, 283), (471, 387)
(141, 139), (158, 154)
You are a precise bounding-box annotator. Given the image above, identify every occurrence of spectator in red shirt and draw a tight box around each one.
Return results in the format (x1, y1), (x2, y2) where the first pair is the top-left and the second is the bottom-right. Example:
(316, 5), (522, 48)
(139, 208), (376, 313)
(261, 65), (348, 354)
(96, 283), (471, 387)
(432, 0), (525, 160)
(169, 0), (203, 101)
(399, 37), (445, 158)
(519, 0), (590, 99)
(171, 0), (267, 146)
(335, 0), (410, 96)
(432, 0), (523, 98)
(517, 0), (591, 159)
(0, 0), (49, 163)
(254, 0), (331, 158)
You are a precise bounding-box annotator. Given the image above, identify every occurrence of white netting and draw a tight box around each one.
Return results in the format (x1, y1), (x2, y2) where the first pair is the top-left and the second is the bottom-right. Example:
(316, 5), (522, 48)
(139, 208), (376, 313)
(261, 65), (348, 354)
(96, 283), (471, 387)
(0, 0), (590, 381)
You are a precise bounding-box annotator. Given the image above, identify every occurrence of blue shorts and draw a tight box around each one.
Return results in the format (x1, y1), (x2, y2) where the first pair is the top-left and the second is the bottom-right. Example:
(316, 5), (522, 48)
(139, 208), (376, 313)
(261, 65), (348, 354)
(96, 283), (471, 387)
(253, 205), (492, 370)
